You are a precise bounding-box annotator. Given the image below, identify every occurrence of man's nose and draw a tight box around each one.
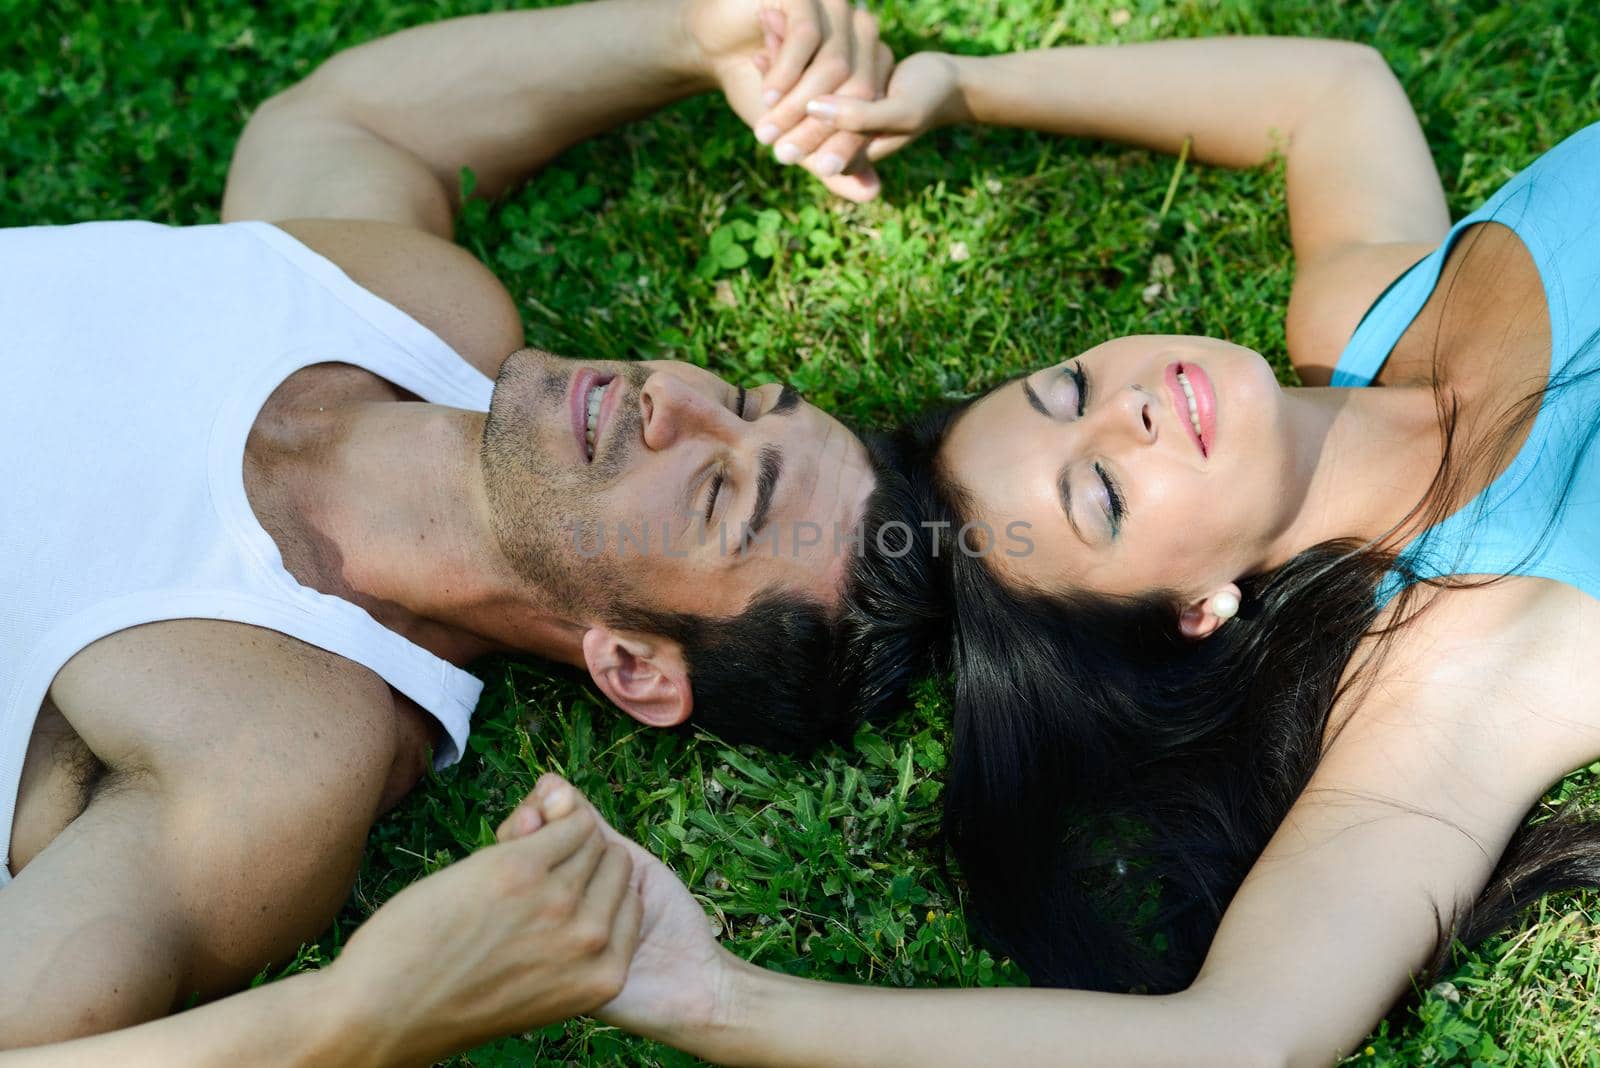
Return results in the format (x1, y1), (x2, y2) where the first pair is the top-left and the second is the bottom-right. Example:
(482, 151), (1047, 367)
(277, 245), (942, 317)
(639, 373), (741, 451)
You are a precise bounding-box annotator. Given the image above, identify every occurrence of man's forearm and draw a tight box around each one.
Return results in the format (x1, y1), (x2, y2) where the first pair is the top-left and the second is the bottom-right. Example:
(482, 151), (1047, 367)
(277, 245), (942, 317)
(0, 969), (381, 1068)
(297, 0), (710, 200)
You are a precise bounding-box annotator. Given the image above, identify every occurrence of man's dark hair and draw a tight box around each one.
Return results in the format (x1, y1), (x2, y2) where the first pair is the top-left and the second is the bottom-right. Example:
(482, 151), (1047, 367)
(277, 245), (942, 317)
(621, 431), (944, 753)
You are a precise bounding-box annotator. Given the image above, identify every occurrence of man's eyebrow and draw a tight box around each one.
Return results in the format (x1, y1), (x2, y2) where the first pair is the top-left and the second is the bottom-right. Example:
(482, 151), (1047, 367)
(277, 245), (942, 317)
(769, 385), (802, 416)
(1022, 379), (1050, 418)
(1056, 463), (1087, 546)
(747, 444), (784, 542)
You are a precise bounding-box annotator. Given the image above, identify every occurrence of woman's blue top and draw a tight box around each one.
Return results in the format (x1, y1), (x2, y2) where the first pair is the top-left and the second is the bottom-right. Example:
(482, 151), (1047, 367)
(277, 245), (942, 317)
(1330, 121), (1600, 607)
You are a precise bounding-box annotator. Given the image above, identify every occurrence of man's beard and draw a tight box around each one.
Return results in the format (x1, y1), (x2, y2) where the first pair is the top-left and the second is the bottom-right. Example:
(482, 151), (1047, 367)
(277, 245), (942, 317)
(479, 350), (649, 618)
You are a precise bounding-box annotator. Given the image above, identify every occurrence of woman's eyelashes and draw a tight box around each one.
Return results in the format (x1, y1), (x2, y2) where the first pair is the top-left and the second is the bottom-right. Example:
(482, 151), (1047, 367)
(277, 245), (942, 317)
(1068, 362), (1088, 417)
(1094, 462), (1126, 537)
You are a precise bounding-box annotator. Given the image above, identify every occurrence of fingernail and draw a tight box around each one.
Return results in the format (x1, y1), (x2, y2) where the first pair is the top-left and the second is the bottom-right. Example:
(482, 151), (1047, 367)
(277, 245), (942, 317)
(775, 142), (803, 165)
(756, 122), (781, 145)
(763, 89), (781, 108)
(805, 99), (838, 121)
(814, 153), (845, 177)
(545, 785), (574, 813)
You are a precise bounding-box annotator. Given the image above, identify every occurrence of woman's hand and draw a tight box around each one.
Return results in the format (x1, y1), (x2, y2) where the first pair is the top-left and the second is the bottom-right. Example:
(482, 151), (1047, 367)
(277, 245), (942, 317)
(327, 779), (641, 1067)
(685, 0), (893, 201)
(803, 50), (968, 165)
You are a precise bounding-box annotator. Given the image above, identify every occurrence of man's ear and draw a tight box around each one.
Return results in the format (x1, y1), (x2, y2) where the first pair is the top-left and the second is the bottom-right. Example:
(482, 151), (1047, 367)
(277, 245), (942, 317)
(1177, 583), (1243, 640)
(580, 626), (692, 728)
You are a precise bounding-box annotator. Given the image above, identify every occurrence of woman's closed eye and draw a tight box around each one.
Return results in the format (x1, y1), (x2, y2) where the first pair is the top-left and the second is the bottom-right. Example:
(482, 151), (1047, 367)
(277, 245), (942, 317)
(1093, 461), (1127, 537)
(1068, 362), (1088, 417)
(1043, 362), (1088, 418)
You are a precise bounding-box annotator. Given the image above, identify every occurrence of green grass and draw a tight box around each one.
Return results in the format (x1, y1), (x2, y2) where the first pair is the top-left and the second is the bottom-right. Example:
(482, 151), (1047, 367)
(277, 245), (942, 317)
(8, 0), (1600, 1063)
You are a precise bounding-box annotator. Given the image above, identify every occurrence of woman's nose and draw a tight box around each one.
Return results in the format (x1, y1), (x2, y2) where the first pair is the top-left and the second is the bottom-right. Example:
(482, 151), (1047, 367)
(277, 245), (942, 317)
(1088, 384), (1157, 447)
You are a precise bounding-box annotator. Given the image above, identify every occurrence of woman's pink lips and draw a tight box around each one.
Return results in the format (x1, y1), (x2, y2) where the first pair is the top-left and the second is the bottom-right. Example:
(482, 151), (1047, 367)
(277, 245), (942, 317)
(1164, 361), (1216, 458)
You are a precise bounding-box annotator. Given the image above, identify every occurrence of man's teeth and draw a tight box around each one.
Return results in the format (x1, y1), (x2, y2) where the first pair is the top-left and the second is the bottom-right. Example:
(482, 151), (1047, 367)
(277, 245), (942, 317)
(584, 385), (603, 458)
(1177, 370), (1203, 442)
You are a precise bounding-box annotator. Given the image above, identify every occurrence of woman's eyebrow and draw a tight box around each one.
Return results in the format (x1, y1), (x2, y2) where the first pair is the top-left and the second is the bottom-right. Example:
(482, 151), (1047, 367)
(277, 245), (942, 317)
(1022, 380), (1050, 417)
(1056, 464), (1089, 546)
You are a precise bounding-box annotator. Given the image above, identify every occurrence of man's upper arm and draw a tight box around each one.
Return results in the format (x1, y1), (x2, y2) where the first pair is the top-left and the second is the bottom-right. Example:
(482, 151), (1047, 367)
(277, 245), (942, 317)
(223, 78), (455, 236)
(271, 218), (524, 380)
(2, 624), (401, 1045)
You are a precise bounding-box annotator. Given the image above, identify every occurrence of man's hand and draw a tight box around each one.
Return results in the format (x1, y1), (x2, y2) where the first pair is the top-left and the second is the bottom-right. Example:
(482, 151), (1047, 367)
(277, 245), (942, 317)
(685, 0), (893, 201)
(500, 776), (734, 1048)
(330, 782), (642, 1067)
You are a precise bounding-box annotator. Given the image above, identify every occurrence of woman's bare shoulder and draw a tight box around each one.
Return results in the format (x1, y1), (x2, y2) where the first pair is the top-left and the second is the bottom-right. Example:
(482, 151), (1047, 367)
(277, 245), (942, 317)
(1285, 240), (1439, 385)
(1330, 576), (1600, 798)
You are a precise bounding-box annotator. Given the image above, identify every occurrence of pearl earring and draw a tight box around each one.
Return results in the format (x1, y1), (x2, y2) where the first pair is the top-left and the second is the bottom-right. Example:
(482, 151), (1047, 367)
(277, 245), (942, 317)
(1211, 591), (1240, 622)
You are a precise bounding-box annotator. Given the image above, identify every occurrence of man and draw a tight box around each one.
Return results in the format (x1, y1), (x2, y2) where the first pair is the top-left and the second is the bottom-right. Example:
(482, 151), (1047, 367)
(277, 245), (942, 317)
(0, 0), (935, 1049)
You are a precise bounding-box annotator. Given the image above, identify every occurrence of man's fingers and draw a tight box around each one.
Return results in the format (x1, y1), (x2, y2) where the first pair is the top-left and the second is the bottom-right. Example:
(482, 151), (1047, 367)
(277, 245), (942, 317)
(865, 132), (915, 163)
(818, 167), (882, 202)
(796, 7), (884, 178)
(760, 0), (825, 111)
(581, 842), (635, 933)
(547, 813), (609, 894)
(758, 0), (858, 145)
(805, 128), (870, 178)
(773, 115), (849, 169)
(536, 775), (579, 820)
(496, 795), (597, 879)
(495, 802), (542, 843)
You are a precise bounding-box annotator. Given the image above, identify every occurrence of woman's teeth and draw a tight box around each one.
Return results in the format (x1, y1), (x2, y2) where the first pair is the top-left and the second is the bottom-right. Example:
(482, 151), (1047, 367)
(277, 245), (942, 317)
(585, 384), (603, 459)
(1177, 369), (1203, 442)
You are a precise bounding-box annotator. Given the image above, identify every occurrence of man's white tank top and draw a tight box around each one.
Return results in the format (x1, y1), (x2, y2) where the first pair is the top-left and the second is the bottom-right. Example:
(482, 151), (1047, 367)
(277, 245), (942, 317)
(0, 220), (496, 883)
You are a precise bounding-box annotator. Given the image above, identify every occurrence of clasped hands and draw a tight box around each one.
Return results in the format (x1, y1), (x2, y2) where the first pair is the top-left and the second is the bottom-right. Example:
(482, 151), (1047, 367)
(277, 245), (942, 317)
(327, 772), (731, 1061)
(685, 0), (969, 202)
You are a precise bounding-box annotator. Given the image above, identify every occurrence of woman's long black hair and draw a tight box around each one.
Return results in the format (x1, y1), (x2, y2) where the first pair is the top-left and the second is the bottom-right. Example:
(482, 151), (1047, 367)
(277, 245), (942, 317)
(901, 219), (1600, 994)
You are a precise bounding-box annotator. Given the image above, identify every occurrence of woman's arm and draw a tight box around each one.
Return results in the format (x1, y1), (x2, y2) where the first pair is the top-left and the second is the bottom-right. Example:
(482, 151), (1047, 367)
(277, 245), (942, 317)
(809, 37), (1451, 379)
(591, 587), (1564, 1067)
(662, 794), (1506, 1068)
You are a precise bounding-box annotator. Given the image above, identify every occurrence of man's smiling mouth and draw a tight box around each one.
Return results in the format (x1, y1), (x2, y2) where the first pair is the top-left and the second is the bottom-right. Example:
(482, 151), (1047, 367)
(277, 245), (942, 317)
(584, 381), (604, 460)
(571, 370), (616, 464)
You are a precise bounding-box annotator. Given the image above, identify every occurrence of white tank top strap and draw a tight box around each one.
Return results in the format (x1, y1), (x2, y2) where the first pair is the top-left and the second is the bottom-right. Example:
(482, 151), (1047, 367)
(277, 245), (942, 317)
(238, 221), (496, 412)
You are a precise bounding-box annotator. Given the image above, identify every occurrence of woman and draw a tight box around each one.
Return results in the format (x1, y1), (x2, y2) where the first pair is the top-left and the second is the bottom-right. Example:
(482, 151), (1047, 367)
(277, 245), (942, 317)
(563, 34), (1600, 1068)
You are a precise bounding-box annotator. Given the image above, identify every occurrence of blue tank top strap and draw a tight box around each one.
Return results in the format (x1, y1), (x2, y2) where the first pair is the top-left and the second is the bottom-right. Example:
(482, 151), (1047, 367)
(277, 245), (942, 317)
(1328, 120), (1600, 609)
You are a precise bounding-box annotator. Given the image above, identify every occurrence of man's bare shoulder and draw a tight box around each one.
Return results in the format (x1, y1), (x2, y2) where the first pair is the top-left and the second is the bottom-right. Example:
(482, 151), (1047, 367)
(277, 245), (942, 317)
(271, 218), (524, 381)
(48, 618), (401, 786)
